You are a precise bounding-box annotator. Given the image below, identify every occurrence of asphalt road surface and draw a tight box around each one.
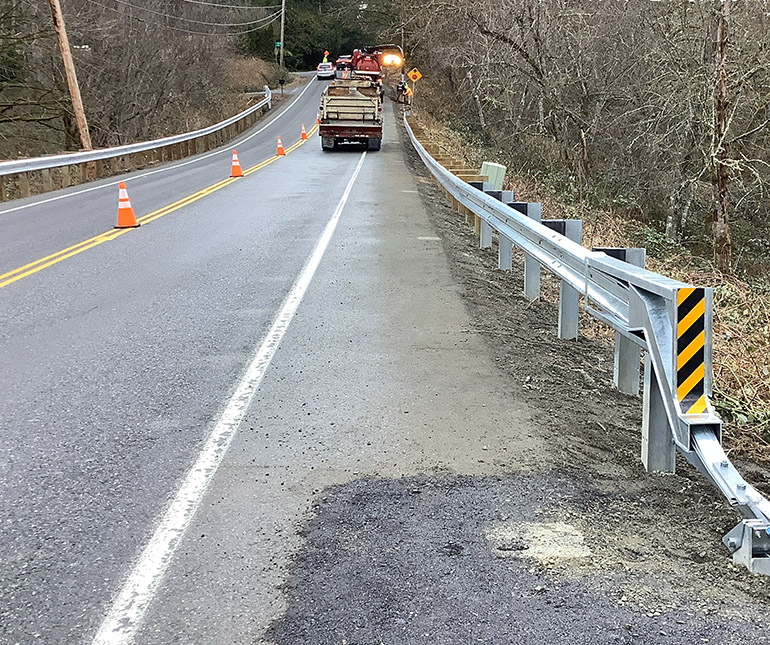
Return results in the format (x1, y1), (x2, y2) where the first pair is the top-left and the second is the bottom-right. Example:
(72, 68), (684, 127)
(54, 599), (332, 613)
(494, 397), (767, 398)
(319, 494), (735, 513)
(1, 77), (768, 645)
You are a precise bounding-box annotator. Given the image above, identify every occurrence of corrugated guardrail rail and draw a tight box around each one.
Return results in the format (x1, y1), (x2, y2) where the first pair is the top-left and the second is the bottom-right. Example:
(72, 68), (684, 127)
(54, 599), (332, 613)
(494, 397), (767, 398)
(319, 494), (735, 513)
(404, 113), (770, 575)
(0, 86), (272, 202)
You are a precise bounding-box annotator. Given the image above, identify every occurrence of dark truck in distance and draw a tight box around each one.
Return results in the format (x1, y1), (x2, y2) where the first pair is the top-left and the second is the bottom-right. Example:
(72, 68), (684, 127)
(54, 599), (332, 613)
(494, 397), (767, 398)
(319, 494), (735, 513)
(319, 78), (382, 151)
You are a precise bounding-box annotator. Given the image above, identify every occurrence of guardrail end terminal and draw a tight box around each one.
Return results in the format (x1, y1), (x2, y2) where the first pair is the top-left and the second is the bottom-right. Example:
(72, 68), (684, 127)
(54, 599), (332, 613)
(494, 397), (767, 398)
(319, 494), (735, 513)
(724, 520), (770, 574)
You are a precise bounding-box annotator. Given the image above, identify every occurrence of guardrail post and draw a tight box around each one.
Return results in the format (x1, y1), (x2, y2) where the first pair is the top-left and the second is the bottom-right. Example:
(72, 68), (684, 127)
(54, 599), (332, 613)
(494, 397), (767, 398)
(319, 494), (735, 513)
(19, 172), (30, 197)
(498, 236), (513, 270)
(509, 202), (542, 300)
(61, 166), (71, 188)
(482, 190), (514, 252)
(641, 353), (677, 472)
(0, 176), (6, 201)
(595, 248), (646, 394)
(480, 220), (492, 248)
(555, 220), (582, 339)
(615, 333), (641, 395)
(42, 168), (52, 193)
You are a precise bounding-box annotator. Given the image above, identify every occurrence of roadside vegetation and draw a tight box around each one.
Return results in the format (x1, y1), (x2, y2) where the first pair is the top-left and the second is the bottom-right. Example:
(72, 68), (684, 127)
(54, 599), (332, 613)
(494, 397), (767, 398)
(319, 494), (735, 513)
(353, 0), (770, 466)
(0, 0), (371, 158)
(1, 1), (285, 158)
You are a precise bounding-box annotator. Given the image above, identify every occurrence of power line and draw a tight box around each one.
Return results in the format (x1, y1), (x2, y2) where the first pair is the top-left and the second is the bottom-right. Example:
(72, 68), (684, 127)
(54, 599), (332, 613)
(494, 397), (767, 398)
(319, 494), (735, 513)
(178, 0), (281, 9)
(100, 0), (282, 26)
(83, 0), (282, 35)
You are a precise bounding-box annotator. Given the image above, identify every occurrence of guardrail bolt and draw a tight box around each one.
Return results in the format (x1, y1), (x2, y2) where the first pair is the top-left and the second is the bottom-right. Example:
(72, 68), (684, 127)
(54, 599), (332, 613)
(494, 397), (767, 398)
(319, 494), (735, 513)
(720, 459), (729, 469)
(737, 482), (747, 491)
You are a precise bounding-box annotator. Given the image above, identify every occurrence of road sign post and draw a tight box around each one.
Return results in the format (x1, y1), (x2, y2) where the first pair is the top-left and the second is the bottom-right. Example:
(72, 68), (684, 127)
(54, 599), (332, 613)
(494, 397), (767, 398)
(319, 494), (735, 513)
(407, 67), (422, 107)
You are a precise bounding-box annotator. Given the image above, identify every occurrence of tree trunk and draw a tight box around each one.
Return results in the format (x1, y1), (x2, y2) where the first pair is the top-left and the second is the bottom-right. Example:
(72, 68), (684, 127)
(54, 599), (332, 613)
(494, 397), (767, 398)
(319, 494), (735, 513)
(712, 0), (732, 272)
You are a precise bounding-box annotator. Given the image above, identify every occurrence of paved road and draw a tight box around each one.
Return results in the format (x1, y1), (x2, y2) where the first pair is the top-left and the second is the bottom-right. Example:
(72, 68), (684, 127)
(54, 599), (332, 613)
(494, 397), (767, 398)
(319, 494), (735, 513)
(0, 75), (323, 276)
(1, 80), (768, 645)
(0, 75), (343, 643)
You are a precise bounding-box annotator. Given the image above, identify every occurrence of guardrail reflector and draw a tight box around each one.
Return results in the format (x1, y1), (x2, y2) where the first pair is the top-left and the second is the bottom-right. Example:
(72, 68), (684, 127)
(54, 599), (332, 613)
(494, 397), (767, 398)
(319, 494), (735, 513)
(676, 287), (707, 414)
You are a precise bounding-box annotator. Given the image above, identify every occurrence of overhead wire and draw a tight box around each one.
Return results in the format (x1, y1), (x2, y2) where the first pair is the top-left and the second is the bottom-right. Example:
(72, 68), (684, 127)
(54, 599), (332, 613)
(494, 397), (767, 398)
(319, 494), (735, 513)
(178, 0), (281, 9)
(83, 0), (282, 35)
(96, 0), (281, 26)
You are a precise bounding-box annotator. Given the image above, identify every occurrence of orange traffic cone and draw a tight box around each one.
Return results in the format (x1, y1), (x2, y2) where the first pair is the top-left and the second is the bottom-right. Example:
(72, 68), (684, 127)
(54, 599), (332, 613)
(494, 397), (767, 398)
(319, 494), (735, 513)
(276, 136), (285, 156)
(115, 182), (140, 229)
(301, 124), (308, 140)
(230, 149), (243, 178)
(316, 114), (320, 125)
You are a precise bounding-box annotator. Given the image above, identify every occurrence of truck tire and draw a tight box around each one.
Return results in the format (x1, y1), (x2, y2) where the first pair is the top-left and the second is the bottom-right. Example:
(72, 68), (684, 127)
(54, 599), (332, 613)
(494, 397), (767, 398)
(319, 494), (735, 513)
(367, 138), (381, 151)
(321, 137), (335, 151)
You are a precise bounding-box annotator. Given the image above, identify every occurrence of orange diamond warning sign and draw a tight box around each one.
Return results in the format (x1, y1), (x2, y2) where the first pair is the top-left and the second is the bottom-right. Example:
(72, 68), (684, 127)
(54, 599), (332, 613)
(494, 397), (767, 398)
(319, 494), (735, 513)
(407, 67), (422, 82)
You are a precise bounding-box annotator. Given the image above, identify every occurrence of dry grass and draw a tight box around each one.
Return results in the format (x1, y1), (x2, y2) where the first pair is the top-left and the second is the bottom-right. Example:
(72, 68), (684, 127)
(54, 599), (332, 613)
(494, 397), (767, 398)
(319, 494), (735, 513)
(227, 57), (285, 92)
(409, 110), (770, 465)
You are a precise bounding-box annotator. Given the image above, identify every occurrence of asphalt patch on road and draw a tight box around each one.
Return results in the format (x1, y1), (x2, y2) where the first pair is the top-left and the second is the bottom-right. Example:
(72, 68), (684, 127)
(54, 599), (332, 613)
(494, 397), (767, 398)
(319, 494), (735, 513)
(266, 474), (768, 644)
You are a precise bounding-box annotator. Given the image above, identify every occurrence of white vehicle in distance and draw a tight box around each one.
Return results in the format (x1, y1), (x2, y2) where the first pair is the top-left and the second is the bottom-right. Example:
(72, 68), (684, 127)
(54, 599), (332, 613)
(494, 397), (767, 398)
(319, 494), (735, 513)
(316, 62), (336, 80)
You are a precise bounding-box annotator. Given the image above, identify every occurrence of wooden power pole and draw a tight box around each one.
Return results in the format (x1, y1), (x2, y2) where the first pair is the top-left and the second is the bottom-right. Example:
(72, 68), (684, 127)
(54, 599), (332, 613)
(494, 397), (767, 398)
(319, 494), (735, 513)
(279, 0), (286, 71)
(48, 0), (93, 151)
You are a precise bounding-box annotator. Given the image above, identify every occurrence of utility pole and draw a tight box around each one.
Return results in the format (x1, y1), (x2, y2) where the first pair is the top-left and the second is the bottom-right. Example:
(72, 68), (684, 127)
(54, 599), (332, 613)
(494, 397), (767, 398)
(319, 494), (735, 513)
(279, 0), (286, 71)
(48, 0), (92, 151)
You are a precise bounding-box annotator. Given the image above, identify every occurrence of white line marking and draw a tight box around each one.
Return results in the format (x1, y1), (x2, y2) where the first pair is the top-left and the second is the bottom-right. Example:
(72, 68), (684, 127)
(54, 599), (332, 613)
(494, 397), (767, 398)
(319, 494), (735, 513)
(402, 190), (418, 193)
(0, 80), (318, 216)
(417, 236), (441, 241)
(90, 151), (367, 645)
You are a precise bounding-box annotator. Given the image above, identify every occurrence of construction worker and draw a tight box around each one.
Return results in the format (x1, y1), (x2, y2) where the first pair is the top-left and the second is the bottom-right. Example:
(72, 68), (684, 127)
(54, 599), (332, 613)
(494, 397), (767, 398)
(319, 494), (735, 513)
(322, 50), (329, 63)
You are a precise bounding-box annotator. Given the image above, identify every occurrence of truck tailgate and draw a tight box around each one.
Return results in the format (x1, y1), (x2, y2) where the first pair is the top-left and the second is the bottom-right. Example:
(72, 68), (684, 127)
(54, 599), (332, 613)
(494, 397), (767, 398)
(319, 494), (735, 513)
(319, 120), (383, 138)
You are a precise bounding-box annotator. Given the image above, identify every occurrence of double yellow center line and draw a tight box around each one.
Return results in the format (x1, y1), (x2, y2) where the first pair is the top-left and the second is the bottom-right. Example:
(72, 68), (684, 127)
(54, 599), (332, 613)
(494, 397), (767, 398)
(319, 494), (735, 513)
(0, 124), (319, 291)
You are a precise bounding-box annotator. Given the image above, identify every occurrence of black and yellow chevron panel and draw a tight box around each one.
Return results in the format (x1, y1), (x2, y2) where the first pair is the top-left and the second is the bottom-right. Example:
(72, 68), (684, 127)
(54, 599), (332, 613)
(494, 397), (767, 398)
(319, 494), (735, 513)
(677, 287), (707, 414)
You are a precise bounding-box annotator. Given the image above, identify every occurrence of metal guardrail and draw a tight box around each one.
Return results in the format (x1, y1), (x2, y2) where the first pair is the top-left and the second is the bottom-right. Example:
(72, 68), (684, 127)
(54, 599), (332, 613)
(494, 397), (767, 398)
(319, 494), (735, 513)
(0, 86), (272, 201)
(404, 114), (770, 574)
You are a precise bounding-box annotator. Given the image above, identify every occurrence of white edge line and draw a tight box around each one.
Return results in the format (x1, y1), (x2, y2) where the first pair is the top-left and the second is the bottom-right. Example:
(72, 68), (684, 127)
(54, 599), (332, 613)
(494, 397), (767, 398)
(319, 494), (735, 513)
(0, 79), (317, 217)
(90, 150), (367, 645)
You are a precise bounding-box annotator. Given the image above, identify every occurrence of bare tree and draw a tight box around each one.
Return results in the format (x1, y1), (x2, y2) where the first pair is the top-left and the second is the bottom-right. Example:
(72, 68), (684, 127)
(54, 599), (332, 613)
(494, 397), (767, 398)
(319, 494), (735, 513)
(361, 0), (770, 271)
(712, 0), (732, 272)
